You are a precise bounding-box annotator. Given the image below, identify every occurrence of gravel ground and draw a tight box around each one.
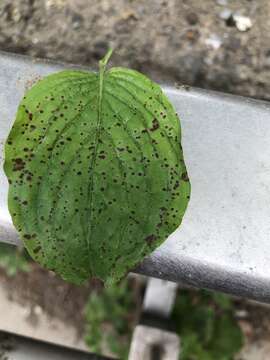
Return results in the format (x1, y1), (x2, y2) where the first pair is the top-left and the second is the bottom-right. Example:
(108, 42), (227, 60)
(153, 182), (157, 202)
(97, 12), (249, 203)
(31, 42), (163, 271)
(0, 0), (269, 100)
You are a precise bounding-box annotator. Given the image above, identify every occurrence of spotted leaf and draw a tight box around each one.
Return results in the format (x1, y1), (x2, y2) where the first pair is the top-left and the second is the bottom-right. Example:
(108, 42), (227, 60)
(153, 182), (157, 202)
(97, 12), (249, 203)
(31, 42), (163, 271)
(4, 50), (190, 285)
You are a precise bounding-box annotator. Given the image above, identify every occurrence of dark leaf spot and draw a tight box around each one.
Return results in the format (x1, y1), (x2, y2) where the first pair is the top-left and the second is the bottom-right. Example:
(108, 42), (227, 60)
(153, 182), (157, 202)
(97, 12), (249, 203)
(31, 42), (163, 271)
(181, 172), (189, 182)
(145, 234), (157, 245)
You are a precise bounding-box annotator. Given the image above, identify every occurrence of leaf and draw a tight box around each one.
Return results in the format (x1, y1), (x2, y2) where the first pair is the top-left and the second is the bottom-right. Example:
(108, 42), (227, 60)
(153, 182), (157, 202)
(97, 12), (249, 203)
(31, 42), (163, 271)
(84, 278), (134, 357)
(4, 50), (190, 285)
(0, 243), (30, 276)
(173, 290), (243, 360)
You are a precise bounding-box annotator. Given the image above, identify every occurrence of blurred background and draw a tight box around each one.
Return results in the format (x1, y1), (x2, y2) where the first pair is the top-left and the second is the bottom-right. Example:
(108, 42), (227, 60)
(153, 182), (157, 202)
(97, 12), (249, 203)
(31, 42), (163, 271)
(0, 0), (270, 100)
(0, 1), (270, 359)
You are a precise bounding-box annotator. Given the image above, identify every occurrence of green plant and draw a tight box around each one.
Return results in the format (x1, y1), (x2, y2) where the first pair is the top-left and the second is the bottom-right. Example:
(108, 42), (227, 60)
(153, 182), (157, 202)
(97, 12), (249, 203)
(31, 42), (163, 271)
(84, 278), (135, 359)
(0, 243), (30, 276)
(173, 290), (243, 360)
(4, 49), (190, 285)
(83, 284), (243, 360)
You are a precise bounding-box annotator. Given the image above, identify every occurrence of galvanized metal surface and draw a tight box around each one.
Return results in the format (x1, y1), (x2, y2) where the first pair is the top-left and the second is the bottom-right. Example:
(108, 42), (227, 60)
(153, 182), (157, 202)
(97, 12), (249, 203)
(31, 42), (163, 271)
(1, 51), (270, 302)
(0, 331), (112, 360)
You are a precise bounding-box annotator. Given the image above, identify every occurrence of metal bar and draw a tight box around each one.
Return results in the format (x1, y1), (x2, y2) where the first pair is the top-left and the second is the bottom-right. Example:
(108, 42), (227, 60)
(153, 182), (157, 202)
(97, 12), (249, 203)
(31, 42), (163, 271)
(0, 331), (113, 360)
(1, 51), (270, 302)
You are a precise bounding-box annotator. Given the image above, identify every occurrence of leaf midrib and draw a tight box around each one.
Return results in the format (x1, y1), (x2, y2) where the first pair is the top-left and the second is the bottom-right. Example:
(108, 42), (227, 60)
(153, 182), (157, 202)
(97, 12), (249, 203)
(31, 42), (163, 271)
(85, 52), (112, 275)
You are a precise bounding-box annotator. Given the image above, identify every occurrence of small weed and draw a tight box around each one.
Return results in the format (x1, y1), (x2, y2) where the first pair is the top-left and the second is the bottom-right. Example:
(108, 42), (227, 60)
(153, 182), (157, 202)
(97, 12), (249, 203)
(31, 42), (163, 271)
(0, 243), (31, 276)
(173, 289), (243, 360)
(84, 281), (243, 360)
(84, 278), (138, 359)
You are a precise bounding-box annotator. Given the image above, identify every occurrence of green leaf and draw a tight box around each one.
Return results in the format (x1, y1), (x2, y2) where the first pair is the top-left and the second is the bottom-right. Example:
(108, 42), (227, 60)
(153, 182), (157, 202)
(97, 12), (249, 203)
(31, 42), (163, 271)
(84, 278), (134, 357)
(0, 243), (30, 276)
(4, 50), (190, 285)
(173, 290), (243, 360)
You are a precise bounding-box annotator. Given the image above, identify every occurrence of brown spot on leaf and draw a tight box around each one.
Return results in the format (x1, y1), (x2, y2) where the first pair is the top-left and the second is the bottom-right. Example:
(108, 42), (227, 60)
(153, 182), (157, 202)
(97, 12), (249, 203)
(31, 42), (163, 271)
(181, 172), (189, 182)
(12, 158), (25, 171)
(173, 180), (180, 190)
(33, 246), (41, 254)
(145, 234), (157, 245)
(149, 118), (160, 131)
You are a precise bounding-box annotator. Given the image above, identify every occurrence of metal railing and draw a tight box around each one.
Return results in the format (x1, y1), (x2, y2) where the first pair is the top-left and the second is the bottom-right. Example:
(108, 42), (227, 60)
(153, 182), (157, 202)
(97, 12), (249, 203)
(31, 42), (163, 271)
(1, 51), (270, 302)
(1, 50), (270, 359)
(0, 331), (113, 360)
